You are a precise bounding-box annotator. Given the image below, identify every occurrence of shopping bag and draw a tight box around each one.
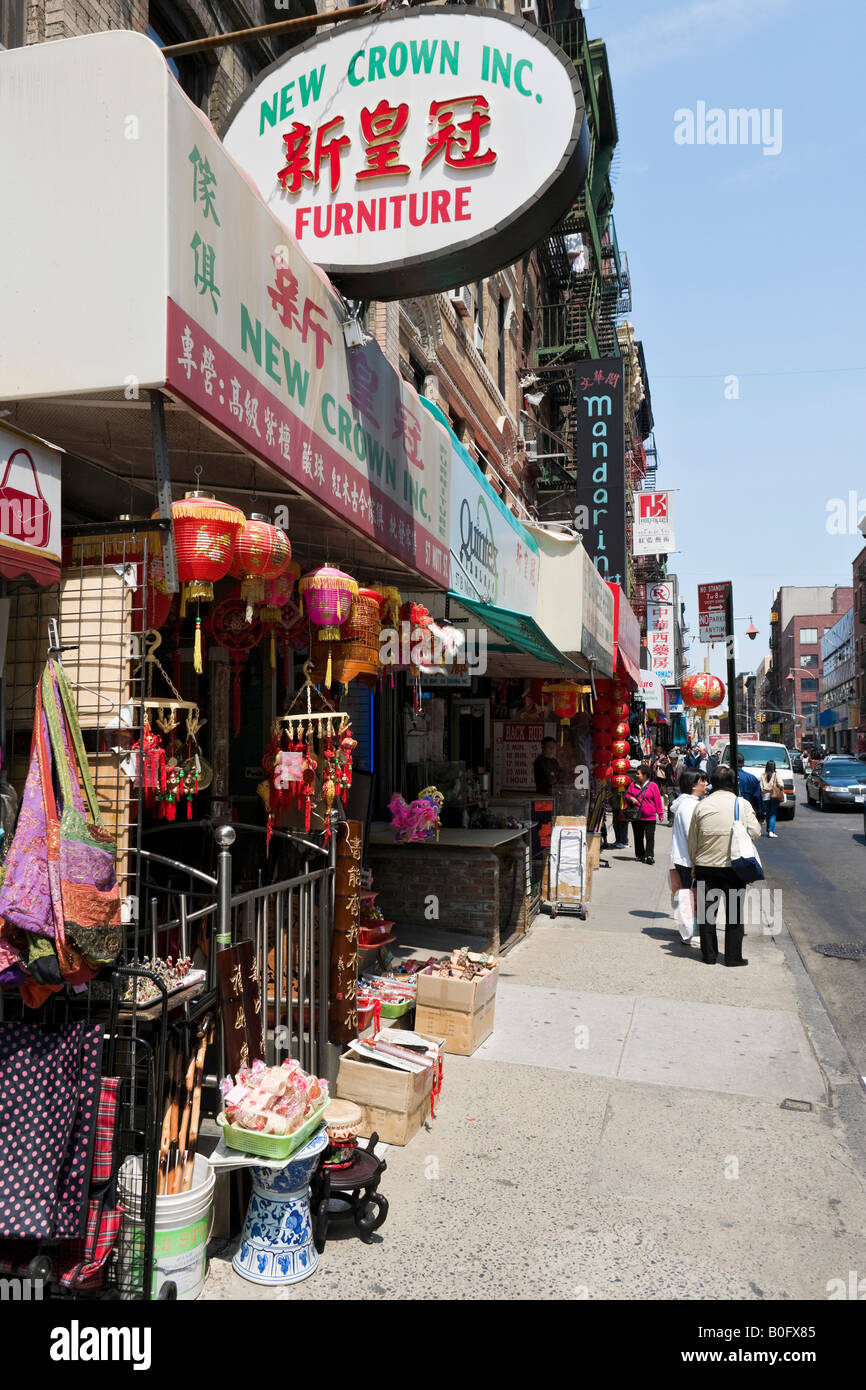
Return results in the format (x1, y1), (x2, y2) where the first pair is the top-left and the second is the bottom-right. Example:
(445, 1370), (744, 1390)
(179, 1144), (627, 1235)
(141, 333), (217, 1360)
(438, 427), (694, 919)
(675, 888), (696, 939)
(0, 448), (51, 549)
(730, 798), (765, 885)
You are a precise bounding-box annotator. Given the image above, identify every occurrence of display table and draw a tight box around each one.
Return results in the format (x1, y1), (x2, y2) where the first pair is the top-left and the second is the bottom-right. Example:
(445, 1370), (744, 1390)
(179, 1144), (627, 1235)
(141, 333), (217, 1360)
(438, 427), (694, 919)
(367, 825), (531, 950)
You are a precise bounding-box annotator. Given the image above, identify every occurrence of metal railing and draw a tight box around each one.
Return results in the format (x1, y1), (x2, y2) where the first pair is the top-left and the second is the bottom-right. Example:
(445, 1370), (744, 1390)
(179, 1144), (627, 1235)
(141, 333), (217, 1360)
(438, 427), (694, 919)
(134, 820), (338, 1079)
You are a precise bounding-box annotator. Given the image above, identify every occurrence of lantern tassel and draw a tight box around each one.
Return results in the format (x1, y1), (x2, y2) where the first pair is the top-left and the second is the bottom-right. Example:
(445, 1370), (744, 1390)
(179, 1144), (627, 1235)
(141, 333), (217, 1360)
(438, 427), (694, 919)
(325, 648), (332, 689)
(270, 630), (277, 670)
(194, 615), (204, 676)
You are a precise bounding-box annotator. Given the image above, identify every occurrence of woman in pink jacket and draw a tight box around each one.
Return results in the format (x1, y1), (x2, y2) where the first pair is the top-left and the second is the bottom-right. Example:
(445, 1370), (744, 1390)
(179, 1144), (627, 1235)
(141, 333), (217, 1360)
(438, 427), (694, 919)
(625, 763), (665, 864)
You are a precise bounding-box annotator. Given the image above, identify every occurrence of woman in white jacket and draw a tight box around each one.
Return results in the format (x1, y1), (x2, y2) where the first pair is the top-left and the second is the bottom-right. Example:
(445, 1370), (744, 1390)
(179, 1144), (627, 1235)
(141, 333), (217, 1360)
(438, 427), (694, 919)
(669, 768), (709, 947)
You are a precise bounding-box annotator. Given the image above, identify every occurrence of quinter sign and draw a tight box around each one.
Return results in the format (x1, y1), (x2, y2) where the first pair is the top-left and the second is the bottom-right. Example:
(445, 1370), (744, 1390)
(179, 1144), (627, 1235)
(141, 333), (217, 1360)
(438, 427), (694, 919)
(222, 6), (589, 299)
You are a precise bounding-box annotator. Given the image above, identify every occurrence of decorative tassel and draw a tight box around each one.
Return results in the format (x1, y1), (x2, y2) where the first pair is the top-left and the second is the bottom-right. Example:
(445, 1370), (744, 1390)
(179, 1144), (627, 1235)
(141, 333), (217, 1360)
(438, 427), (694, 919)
(270, 630), (277, 670)
(194, 615), (203, 675)
(325, 648), (333, 689)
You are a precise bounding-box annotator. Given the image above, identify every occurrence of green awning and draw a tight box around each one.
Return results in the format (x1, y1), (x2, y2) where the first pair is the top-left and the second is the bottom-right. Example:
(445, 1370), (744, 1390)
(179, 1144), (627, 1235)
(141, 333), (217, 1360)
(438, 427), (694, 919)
(449, 591), (584, 675)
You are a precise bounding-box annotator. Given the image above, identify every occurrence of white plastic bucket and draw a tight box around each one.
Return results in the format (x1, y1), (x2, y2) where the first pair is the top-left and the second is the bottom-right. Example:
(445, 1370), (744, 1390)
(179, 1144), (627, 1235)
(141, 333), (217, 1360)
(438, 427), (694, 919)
(119, 1154), (215, 1301)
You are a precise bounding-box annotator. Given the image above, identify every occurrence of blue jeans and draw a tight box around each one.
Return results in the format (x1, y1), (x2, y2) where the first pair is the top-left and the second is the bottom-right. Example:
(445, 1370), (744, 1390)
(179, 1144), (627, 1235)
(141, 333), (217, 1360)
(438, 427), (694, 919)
(762, 798), (776, 834)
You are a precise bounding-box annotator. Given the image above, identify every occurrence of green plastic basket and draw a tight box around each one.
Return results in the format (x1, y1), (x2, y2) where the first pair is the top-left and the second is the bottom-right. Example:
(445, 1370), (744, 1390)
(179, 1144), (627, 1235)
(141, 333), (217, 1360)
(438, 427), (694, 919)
(217, 1100), (330, 1160)
(379, 998), (414, 1018)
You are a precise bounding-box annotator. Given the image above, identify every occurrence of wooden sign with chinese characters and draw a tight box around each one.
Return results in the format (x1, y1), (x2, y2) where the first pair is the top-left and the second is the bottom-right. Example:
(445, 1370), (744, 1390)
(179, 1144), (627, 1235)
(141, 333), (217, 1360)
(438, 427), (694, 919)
(217, 940), (265, 1077)
(329, 818), (362, 1044)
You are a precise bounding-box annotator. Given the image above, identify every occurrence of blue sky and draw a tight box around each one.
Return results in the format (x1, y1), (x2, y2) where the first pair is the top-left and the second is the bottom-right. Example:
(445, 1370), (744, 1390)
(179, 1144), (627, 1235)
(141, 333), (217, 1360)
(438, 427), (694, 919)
(593, 0), (866, 690)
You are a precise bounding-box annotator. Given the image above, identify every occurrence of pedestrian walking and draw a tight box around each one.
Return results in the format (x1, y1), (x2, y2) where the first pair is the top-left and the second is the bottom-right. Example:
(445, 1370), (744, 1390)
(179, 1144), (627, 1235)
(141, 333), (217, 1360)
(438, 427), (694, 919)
(624, 762), (665, 864)
(759, 759), (784, 838)
(737, 754), (765, 825)
(652, 748), (676, 822)
(687, 765), (761, 966)
(600, 778), (630, 850)
(669, 768), (709, 948)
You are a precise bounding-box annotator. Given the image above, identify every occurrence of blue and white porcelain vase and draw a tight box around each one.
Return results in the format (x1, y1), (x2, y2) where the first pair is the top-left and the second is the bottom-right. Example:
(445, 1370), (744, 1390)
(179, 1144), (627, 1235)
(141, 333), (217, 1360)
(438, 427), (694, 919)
(233, 1129), (328, 1286)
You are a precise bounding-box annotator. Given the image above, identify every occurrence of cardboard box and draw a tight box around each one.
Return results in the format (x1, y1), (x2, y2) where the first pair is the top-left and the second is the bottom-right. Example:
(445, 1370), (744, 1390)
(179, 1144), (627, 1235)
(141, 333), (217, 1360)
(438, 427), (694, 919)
(335, 1032), (444, 1147)
(415, 961), (498, 1014)
(354, 1098), (429, 1147)
(415, 996), (495, 1056)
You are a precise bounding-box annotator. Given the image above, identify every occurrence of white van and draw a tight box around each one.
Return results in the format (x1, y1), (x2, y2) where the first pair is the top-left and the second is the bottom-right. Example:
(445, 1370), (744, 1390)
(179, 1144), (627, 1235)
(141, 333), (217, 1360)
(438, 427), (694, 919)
(719, 741), (796, 820)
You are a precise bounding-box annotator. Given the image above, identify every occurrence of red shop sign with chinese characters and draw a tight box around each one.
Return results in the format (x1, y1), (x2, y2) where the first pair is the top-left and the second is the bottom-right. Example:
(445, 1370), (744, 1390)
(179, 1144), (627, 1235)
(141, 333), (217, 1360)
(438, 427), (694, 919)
(223, 7), (588, 300)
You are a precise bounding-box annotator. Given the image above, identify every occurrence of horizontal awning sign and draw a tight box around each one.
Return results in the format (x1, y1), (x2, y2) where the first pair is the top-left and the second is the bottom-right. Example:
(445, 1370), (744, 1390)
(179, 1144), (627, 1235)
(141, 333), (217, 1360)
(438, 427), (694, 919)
(447, 591), (584, 675)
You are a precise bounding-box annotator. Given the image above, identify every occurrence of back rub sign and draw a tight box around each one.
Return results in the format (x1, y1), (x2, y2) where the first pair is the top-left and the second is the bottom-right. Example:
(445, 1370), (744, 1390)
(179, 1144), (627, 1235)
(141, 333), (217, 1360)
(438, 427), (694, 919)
(222, 6), (588, 300)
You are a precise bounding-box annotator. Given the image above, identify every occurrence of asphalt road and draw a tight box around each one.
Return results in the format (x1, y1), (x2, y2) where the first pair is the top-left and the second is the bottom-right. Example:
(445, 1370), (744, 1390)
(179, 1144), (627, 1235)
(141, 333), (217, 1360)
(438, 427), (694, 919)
(759, 773), (866, 1082)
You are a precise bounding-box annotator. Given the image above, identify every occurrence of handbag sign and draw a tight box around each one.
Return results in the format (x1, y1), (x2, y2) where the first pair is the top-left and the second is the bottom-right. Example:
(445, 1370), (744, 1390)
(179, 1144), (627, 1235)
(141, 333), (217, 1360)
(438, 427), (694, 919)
(0, 424), (62, 576)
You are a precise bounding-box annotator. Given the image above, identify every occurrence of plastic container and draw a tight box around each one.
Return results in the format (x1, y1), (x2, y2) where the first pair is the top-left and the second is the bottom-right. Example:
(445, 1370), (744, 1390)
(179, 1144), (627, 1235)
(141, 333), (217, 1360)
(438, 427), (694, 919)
(118, 1153), (215, 1301)
(216, 1100), (329, 1161)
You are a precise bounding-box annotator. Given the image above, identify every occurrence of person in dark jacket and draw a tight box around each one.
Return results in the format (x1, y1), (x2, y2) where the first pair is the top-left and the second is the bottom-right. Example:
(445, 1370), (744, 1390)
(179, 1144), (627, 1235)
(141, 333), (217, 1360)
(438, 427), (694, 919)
(737, 754), (765, 824)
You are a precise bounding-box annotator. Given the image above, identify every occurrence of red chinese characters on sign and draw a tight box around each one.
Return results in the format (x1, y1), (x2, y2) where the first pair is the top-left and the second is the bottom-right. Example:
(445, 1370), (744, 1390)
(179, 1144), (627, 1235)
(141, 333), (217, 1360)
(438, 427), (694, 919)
(579, 368), (621, 390)
(278, 116), (351, 195)
(268, 257), (333, 370)
(421, 95), (497, 171)
(393, 401), (424, 471)
(357, 101), (411, 181)
(347, 357), (380, 428)
(277, 97), (497, 194)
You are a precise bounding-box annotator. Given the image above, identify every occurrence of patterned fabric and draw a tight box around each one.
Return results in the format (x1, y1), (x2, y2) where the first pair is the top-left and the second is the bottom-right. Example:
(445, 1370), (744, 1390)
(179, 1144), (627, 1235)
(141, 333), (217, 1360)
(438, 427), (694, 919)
(0, 1021), (103, 1239)
(57, 1192), (123, 1290)
(91, 1077), (121, 1186)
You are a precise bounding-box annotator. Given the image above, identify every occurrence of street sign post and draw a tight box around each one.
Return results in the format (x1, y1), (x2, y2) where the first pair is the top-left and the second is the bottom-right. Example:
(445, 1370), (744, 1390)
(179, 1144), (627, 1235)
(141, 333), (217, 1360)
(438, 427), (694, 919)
(698, 581), (729, 643)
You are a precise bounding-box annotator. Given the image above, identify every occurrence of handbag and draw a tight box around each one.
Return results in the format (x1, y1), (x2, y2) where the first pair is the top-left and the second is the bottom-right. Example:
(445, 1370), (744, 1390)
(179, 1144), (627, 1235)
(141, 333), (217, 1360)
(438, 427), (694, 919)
(622, 783), (648, 822)
(0, 448), (51, 549)
(41, 660), (122, 968)
(770, 776), (785, 802)
(730, 798), (765, 884)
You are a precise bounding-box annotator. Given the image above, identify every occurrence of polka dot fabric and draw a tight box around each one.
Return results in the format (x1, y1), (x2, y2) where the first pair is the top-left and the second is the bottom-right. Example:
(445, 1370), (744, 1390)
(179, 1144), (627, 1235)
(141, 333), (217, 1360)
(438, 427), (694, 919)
(0, 1021), (103, 1240)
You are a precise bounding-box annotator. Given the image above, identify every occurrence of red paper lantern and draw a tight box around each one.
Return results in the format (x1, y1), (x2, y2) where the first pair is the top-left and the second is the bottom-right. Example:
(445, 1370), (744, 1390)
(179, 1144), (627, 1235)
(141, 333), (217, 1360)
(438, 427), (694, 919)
(593, 713), (612, 733)
(543, 682), (582, 737)
(164, 492), (245, 605)
(614, 721), (630, 738)
(611, 773), (631, 793)
(681, 672), (726, 715)
(230, 515), (292, 618)
(611, 739), (629, 758)
(593, 764), (612, 781)
(611, 758), (631, 776)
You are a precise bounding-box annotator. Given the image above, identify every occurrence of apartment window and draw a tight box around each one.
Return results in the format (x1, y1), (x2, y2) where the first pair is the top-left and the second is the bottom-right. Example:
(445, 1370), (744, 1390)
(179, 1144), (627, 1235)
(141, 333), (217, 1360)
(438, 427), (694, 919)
(474, 281), (485, 354)
(1, 0), (25, 48)
(799, 628), (818, 644)
(148, 3), (208, 106)
(800, 653), (818, 668)
(497, 294), (507, 398)
(800, 679), (819, 692)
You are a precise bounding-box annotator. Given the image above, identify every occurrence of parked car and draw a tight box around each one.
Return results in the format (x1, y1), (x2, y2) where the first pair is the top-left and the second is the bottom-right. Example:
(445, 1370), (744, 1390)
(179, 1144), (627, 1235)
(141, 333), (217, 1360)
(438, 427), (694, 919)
(720, 741), (796, 819)
(805, 758), (866, 811)
(789, 748), (804, 774)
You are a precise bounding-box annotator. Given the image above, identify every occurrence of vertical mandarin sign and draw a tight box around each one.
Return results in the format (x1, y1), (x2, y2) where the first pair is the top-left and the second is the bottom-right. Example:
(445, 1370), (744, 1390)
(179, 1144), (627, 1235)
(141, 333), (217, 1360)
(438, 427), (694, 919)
(189, 145), (221, 225)
(221, 8), (589, 299)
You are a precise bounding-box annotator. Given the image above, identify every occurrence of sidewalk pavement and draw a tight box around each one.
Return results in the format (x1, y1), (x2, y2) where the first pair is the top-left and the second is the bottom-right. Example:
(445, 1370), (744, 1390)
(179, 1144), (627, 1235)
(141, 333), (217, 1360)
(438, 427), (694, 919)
(203, 826), (866, 1301)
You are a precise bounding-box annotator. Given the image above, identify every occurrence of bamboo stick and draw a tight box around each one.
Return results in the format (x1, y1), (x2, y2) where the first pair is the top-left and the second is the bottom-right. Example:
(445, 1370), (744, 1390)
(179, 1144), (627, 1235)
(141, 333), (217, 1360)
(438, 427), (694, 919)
(169, 1044), (198, 1196)
(161, 2), (382, 59)
(157, 1043), (176, 1197)
(181, 1017), (213, 1193)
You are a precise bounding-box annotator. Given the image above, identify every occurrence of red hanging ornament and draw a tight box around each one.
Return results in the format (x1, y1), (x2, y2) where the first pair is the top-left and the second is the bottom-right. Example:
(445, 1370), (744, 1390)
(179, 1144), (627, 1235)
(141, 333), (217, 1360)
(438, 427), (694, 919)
(206, 595), (264, 736)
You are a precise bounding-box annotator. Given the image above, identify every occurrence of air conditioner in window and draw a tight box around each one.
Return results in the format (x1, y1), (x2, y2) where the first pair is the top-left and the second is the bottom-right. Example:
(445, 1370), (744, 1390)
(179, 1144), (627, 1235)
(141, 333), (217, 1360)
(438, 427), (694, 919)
(449, 285), (472, 317)
(474, 322), (485, 352)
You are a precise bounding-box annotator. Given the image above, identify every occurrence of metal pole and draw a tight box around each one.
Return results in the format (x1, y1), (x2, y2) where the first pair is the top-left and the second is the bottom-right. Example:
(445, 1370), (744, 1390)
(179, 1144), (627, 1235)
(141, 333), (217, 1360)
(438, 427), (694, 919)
(214, 824), (236, 953)
(725, 585), (738, 774)
(161, 1), (381, 58)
